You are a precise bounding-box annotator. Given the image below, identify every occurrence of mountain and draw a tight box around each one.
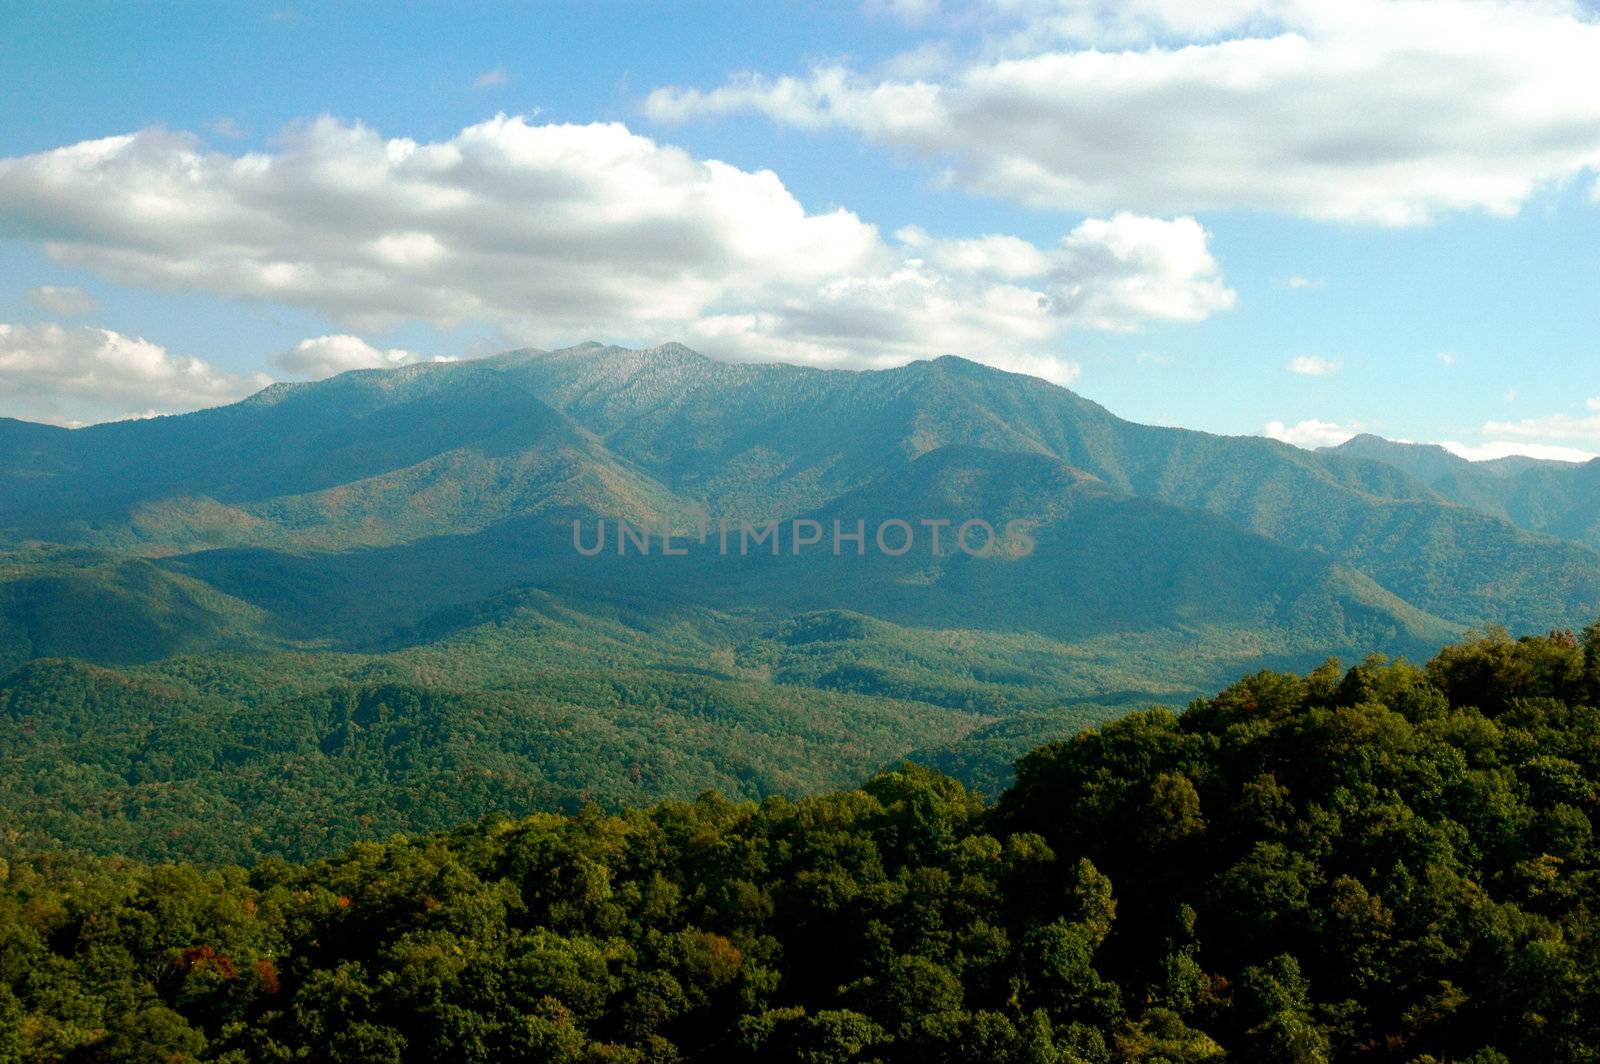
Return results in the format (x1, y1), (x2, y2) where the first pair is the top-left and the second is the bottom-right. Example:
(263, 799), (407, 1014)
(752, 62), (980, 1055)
(1325, 433), (1600, 549)
(3, 342), (1599, 860)
(8, 340), (1599, 678)
(9, 344), (1597, 630)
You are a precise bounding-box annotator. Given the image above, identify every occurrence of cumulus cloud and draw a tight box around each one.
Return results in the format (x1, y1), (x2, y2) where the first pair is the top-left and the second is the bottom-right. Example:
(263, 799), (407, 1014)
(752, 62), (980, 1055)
(1484, 411), (1600, 442)
(900, 213), (1235, 327)
(0, 115), (1234, 380)
(645, 0), (1600, 224)
(1287, 356), (1341, 377)
(1456, 399), (1600, 459)
(0, 322), (271, 426)
(270, 334), (426, 378)
(1436, 351), (1459, 367)
(25, 285), (100, 316)
(1262, 418), (1357, 448)
(684, 211), (1227, 379)
(1048, 213), (1235, 328)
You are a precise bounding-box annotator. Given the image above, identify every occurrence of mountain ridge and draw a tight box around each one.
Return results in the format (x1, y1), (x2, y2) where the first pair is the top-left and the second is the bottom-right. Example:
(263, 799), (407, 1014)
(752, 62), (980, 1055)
(1, 340), (1594, 712)
(1325, 432), (1600, 550)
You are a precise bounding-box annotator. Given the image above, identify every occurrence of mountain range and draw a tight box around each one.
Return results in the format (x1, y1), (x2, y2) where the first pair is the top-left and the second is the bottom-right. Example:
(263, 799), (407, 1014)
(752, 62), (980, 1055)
(3, 342), (1598, 859)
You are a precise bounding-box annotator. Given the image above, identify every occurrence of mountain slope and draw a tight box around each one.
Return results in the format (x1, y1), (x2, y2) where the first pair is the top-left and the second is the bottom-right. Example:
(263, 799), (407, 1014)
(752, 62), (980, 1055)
(139, 445), (1457, 689)
(0, 654), (982, 862)
(728, 445), (1459, 652)
(1326, 433), (1600, 551)
(0, 362), (695, 549)
(0, 549), (276, 670)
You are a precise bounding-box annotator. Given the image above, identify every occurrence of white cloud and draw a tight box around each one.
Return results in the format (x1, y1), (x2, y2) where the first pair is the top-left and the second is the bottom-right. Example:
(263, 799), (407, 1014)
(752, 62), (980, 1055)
(1436, 351), (1459, 366)
(25, 285), (100, 316)
(0, 322), (271, 426)
(1484, 412), (1600, 442)
(271, 334), (425, 378)
(1427, 399), (1600, 461)
(989, 352), (1082, 385)
(1262, 418), (1357, 448)
(473, 66), (510, 89)
(684, 212), (1229, 379)
(0, 115), (1234, 380)
(1284, 275), (1326, 291)
(1287, 355), (1341, 377)
(1049, 213), (1235, 329)
(646, 0), (1600, 224)
(900, 226), (1053, 278)
(207, 117), (246, 139)
(1504, 388), (1519, 403)
(1439, 440), (1598, 463)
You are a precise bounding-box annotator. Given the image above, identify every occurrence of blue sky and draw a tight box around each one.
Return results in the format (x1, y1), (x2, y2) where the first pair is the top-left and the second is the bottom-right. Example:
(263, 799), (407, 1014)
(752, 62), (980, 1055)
(2, 0), (1599, 459)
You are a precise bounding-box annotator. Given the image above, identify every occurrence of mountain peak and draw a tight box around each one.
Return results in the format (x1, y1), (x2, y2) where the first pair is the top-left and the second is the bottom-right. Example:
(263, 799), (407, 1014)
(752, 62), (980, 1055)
(523, 340), (711, 368)
(1328, 434), (1461, 461)
(923, 354), (989, 377)
(644, 341), (706, 361)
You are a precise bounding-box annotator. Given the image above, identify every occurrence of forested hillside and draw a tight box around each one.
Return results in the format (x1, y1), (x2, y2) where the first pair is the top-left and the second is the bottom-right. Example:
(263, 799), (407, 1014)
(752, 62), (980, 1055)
(5, 626), (1600, 1062)
(0, 652), (989, 864)
(1328, 435), (1600, 549)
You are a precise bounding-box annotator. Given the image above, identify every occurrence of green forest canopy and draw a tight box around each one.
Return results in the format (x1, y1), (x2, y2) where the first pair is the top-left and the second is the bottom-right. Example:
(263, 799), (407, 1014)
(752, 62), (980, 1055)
(5, 625), (1600, 1061)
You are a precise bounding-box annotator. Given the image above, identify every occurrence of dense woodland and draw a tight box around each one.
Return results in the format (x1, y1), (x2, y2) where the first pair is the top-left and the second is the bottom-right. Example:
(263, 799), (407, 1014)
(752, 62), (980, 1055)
(0, 640), (1117, 864)
(6, 626), (1600, 1061)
